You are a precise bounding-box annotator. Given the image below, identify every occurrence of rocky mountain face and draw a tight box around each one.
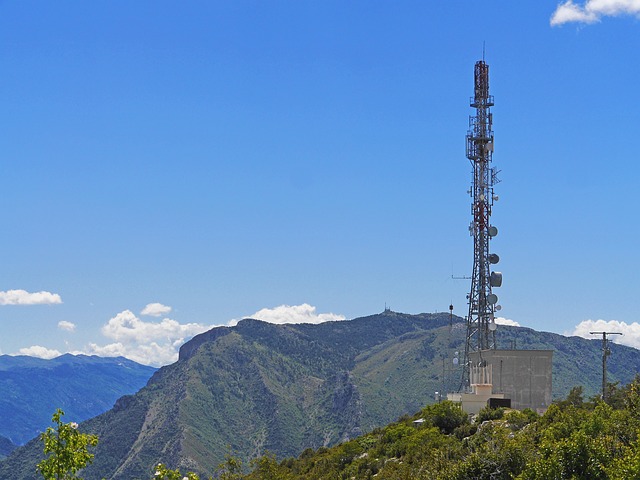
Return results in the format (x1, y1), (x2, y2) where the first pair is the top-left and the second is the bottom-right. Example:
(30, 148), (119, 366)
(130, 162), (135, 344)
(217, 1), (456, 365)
(3, 311), (640, 479)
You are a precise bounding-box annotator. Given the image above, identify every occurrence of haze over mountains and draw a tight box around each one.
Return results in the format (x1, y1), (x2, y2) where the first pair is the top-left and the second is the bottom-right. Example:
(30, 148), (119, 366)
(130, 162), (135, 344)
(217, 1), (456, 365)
(0, 354), (156, 447)
(3, 311), (640, 479)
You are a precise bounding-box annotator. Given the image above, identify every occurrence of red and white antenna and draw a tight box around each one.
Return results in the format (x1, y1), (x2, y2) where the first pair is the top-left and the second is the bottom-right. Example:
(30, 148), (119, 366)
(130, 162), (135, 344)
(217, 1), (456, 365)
(461, 59), (503, 390)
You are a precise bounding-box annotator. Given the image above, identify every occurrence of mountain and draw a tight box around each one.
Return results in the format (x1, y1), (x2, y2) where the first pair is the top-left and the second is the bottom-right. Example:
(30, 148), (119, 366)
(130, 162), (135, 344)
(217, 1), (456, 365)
(0, 354), (156, 445)
(0, 436), (17, 461)
(2, 311), (640, 479)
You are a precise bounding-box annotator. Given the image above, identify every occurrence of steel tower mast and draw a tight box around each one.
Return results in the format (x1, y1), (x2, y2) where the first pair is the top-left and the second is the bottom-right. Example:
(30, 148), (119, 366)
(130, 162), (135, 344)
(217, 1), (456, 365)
(461, 60), (503, 390)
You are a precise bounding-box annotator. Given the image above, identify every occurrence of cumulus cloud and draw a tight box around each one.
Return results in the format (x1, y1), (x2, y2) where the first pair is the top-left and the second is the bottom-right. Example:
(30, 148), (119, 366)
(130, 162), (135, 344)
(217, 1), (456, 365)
(58, 321), (76, 332)
(495, 317), (521, 327)
(568, 319), (640, 349)
(85, 341), (183, 367)
(140, 302), (172, 317)
(551, 0), (640, 26)
(101, 310), (207, 343)
(0, 289), (62, 306)
(18, 345), (62, 359)
(230, 303), (346, 326)
(86, 310), (212, 366)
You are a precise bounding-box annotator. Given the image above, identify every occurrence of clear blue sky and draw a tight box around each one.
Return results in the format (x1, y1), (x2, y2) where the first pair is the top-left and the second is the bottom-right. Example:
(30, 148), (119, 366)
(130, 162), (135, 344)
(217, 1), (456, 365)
(1, 1), (639, 365)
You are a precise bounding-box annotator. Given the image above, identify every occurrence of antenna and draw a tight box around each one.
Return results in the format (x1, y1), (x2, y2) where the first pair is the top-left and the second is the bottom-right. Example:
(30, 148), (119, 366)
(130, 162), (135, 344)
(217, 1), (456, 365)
(460, 58), (503, 391)
(590, 331), (623, 402)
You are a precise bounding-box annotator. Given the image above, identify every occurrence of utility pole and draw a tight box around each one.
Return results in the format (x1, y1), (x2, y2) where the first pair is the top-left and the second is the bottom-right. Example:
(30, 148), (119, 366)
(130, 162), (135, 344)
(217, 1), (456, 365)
(590, 331), (622, 402)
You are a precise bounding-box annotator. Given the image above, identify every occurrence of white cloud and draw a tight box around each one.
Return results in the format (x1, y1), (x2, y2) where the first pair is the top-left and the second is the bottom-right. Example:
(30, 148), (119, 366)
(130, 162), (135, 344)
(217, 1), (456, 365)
(85, 341), (182, 367)
(0, 289), (62, 306)
(230, 303), (346, 327)
(18, 345), (62, 359)
(101, 310), (207, 343)
(140, 302), (172, 317)
(495, 317), (521, 327)
(568, 319), (640, 349)
(85, 310), (212, 366)
(58, 321), (76, 332)
(551, 0), (640, 25)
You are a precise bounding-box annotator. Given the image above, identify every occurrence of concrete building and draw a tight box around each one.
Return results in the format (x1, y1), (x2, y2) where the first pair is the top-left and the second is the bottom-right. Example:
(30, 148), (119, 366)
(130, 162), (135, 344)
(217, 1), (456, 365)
(470, 349), (553, 413)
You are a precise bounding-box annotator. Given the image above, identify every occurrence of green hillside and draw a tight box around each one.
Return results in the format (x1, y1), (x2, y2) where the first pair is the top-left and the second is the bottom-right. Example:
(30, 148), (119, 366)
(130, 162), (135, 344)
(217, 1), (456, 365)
(2, 311), (640, 479)
(240, 383), (640, 479)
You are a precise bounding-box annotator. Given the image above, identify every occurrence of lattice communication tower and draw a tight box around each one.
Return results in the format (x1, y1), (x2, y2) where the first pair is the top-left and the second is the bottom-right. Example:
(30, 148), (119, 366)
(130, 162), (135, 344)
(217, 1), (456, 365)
(461, 60), (503, 390)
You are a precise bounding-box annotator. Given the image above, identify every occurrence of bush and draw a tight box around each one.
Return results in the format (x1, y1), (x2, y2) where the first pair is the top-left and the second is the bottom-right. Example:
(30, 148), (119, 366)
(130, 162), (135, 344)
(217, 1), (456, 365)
(421, 401), (469, 434)
(477, 406), (505, 423)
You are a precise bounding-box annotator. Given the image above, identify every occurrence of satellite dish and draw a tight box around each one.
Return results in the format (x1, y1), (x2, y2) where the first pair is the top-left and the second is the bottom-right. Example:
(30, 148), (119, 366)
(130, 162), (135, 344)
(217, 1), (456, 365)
(453, 357), (459, 365)
(490, 271), (503, 287)
(488, 321), (497, 331)
(489, 253), (500, 264)
(493, 195), (499, 201)
(488, 226), (498, 237)
(487, 293), (498, 305)
(495, 304), (502, 311)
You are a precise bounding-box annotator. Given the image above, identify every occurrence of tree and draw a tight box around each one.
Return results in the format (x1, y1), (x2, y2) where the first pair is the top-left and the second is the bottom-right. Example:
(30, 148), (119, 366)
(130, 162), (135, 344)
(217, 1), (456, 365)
(152, 463), (201, 480)
(215, 452), (243, 480)
(37, 409), (99, 480)
(247, 453), (294, 480)
(420, 401), (469, 434)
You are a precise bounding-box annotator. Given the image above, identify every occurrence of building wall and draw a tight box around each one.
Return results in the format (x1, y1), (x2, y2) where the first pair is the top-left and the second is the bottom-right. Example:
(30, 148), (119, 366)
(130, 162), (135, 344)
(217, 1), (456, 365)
(469, 349), (553, 412)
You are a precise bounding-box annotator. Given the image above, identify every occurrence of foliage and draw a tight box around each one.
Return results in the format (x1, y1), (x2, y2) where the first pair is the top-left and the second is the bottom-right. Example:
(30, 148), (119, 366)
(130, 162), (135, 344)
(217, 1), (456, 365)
(215, 452), (243, 480)
(420, 401), (469, 434)
(476, 405), (505, 423)
(239, 379), (640, 480)
(152, 463), (201, 480)
(246, 453), (294, 480)
(36, 409), (98, 480)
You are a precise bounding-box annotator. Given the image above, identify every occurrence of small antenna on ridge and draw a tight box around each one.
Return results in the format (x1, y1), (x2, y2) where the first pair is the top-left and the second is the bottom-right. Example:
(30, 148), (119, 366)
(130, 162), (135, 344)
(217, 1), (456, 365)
(482, 41), (486, 61)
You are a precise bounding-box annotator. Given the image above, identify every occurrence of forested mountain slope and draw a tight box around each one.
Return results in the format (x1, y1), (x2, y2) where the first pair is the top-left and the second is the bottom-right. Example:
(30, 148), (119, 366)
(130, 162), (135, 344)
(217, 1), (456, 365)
(2, 311), (640, 479)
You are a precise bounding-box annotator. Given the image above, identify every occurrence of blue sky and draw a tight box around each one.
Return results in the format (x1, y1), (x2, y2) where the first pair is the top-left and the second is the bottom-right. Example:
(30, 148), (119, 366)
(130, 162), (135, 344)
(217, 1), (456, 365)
(1, 1), (640, 366)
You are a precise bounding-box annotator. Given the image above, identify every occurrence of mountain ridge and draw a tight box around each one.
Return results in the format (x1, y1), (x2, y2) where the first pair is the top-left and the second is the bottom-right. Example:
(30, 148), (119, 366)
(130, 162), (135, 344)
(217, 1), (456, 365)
(0, 354), (156, 446)
(3, 311), (640, 479)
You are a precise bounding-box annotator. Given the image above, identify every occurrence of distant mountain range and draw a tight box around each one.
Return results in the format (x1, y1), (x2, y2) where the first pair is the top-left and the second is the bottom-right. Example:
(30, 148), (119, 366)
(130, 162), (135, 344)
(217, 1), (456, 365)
(0, 354), (156, 449)
(2, 311), (640, 479)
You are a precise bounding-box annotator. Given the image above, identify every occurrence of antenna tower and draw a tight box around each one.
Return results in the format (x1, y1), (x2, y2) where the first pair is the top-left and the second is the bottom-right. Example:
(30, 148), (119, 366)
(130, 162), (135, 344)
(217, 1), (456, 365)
(461, 60), (503, 390)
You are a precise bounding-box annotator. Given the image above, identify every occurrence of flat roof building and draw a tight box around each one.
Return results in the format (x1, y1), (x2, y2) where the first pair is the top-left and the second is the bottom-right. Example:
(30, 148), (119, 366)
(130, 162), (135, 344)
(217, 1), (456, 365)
(470, 349), (553, 413)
